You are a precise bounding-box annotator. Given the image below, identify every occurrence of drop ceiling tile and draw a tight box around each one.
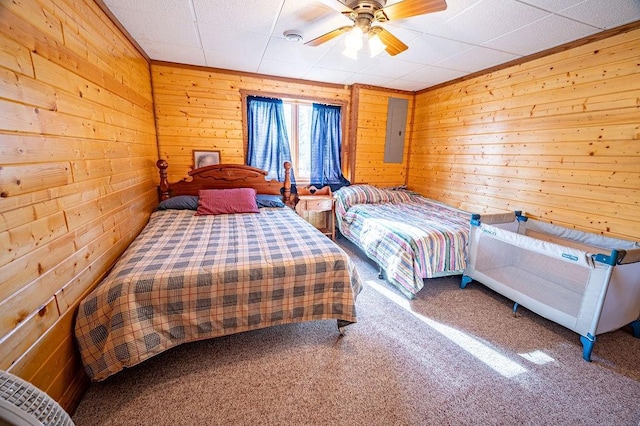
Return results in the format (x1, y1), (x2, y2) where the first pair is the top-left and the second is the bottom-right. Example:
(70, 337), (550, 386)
(104, 0), (195, 20)
(515, 0), (586, 13)
(402, 65), (467, 86)
(303, 67), (354, 84)
(258, 59), (313, 79)
(198, 26), (269, 59)
(108, 7), (200, 48)
(555, 0), (640, 29)
(435, 46), (520, 73)
(192, 0), (283, 34)
(142, 41), (207, 66)
(343, 73), (393, 86)
(428, 0), (550, 45)
(383, 79), (425, 91)
(263, 36), (331, 64)
(360, 57), (425, 79)
(483, 14), (599, 56)
(204, 50), (262, 73)
(394, 33), (476, 65)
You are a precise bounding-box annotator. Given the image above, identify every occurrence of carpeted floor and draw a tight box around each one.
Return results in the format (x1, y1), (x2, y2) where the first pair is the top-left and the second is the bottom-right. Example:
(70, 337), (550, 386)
(72, 237), (640, 426)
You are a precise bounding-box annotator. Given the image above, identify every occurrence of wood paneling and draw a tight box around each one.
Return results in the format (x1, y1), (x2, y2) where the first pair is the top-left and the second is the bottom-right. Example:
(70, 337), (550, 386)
(0, 0), (157, 414)
(350, 85), (414, 187)
(409, 27), (640, 241)
(151, 63), (352, 183)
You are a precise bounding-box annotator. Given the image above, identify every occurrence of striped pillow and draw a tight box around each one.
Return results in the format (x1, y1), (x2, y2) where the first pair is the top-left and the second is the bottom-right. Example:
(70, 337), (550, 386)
(334, 184), (393, 217)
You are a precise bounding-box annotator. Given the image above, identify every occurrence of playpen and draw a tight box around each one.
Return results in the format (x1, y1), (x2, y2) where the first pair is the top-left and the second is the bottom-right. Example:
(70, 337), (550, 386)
(462, 212), (640, 361)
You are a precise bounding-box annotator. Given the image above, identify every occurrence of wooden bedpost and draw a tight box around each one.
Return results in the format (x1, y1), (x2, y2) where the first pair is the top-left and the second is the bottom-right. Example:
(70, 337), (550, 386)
(283, 161), (293, 208)
(157, 159), (170, 200)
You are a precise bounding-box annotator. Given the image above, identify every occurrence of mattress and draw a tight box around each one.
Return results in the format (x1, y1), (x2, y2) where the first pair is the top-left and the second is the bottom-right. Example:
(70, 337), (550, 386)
(75, 207), (362, 381)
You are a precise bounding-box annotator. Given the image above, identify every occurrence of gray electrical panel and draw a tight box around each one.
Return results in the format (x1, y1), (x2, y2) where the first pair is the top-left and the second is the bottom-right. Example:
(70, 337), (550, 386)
(384, 97), (409, 163)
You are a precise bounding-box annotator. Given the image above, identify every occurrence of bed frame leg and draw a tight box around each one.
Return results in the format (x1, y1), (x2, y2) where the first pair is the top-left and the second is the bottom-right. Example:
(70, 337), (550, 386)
(460, 275), (472, 289)
(629, 320), (640, 338)
(337, 319), (352, 336)
(580, 333), (595, 362)
(512, 302), (519, 317)
(378, 266), (384, 280)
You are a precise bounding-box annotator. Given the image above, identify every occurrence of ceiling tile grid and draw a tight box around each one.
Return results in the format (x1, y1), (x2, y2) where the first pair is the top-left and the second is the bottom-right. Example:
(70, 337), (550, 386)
(104, 0), (640, 91)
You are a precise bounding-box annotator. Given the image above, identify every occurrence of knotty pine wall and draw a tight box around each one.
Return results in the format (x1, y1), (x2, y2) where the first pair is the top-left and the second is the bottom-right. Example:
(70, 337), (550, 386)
(350, 85), (413, 187)
(0, 0), (157, 412)
(409, 26), (640, 241)
(151, 63), (353, 184)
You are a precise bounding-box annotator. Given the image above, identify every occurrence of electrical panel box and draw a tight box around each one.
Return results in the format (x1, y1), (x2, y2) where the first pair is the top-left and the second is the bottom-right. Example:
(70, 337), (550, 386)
(384, 97), (409, 163)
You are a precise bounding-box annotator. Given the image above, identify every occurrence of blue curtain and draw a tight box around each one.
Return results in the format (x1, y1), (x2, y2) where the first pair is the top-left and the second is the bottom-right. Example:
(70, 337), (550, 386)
(247, 96), (294, 182)
(310, 103), (349, 190)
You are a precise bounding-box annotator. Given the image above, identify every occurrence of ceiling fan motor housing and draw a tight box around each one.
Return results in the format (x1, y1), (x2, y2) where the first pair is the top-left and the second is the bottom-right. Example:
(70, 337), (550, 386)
(346, 1), (388, 31)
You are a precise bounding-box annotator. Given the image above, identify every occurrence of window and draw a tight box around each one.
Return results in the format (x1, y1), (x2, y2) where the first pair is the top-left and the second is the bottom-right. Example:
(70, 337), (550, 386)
(245, 94), (349, 189)
(282, 100), (312, 182)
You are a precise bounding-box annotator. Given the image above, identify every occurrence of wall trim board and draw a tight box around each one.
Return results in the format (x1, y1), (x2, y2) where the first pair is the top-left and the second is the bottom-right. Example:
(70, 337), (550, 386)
(350, 83), (414, 96)
(348, 84), (360, 183)
(417, 19), (640, 95)
(404, 94), (417, 187)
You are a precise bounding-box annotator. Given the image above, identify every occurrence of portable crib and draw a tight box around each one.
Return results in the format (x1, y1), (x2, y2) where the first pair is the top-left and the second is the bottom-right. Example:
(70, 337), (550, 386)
(461, 211), (640, 361)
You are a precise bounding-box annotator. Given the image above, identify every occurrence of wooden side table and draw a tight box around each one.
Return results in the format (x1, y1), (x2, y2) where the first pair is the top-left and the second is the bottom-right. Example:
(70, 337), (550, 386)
(295, 195), (335, 241)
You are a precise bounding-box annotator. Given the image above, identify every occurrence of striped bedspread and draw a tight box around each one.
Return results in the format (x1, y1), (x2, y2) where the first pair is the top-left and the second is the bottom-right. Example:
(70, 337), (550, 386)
(336, 190), (470, 298)
(75, 208), (362, 381)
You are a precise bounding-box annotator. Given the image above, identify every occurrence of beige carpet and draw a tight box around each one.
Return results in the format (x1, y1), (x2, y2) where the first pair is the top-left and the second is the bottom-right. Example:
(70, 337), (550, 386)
(72, 237), (640, 425)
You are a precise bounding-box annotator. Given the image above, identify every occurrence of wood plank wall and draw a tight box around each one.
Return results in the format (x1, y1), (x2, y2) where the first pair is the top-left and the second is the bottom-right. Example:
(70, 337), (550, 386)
(350, 85), (413, 186)
(0, 0), (157, 412)
(151, 63), (352, 183)
(409, 27), (640, 241)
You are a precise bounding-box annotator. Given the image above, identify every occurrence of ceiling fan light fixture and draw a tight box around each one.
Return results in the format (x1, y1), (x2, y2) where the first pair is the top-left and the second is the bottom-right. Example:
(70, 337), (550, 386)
(344, 26), (364, 50)
(368, 33), (386, 57)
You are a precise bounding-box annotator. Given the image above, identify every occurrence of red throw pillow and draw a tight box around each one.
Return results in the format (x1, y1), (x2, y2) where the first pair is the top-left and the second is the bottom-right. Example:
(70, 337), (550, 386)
(196, 188), (259, 215)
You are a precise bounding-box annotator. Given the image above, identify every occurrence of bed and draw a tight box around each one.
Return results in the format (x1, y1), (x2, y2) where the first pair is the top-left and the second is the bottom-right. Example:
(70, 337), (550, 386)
(334, 184), (471, 299)
(462, 211), (640, 361)
(75, 162), (362, 381)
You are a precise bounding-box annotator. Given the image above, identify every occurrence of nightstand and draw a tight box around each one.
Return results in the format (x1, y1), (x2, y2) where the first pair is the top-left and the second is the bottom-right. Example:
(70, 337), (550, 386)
(295, 195), (335, 241)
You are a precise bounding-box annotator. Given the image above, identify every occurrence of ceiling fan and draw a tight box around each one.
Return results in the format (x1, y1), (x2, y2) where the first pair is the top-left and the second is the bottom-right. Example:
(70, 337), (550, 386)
(306, 0), (447, 57)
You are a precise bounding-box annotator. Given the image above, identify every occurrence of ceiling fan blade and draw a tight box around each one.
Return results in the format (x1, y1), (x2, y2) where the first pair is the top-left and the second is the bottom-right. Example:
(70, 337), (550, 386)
(374, 28), (408, 56)
(305, 25), (353, 47)
(378, 0), (447, 21)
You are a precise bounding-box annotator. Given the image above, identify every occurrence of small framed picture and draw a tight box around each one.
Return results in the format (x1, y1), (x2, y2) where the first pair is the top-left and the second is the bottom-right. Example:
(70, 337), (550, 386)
(193, 150), (221, 169)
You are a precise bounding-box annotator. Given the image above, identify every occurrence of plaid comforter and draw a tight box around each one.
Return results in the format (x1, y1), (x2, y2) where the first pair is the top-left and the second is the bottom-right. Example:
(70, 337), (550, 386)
(75, 208), (362, 381)
(336, 194), (470, 298)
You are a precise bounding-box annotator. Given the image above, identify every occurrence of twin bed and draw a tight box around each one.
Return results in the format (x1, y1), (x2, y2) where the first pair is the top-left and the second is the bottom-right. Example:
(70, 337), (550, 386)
(334, 184), (471, 299)
(75, 162), (362, 381)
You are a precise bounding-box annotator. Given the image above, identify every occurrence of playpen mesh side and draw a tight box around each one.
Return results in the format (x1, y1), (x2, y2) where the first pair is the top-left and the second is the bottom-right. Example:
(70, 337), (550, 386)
(474, 234), (590, 318)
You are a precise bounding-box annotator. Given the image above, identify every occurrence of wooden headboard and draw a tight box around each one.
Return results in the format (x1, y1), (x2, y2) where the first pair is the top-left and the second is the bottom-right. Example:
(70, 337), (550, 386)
(157, 160), (293, 206)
